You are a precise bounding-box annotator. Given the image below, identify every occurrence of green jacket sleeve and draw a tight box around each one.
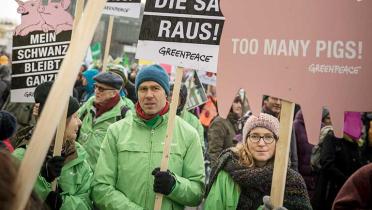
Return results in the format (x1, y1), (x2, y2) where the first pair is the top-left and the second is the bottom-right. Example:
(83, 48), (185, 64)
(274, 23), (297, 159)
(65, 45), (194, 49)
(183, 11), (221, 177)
(167, 130), (205, 206)
(204, 170), (240, 210)
(61, 162), (93, 210)
(12, 148), (52, 200)
(91, 127), (144, 210)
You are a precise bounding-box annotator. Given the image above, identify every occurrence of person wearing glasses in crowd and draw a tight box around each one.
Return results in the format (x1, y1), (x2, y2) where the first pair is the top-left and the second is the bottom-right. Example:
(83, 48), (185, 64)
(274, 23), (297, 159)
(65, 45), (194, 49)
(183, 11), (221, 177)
(204, 113), (312, 210)
(76, 72), (130, 169)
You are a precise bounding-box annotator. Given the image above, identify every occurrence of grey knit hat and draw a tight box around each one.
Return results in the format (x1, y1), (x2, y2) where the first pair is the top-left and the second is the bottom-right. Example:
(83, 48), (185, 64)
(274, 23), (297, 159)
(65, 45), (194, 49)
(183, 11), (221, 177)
(242, 113), (280, 141)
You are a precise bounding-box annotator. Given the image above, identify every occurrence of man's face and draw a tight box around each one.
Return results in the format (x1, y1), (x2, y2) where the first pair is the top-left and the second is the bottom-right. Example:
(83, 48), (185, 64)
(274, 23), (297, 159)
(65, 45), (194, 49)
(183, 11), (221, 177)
(94, 82), (118, 104)
(138, 81), (167, 115)
(263, 96), (281, 116)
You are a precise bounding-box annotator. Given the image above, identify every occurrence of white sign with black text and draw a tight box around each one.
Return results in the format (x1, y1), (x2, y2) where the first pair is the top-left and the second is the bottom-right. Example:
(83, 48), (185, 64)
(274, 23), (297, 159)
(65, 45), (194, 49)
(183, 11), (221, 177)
(103, 0), (141, 18)
(136, 0), (224, 72)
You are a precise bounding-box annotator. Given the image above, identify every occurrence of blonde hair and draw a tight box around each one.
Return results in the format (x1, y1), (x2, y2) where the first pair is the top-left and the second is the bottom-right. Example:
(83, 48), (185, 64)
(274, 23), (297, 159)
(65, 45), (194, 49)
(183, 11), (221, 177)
(232, 142), (254, 168)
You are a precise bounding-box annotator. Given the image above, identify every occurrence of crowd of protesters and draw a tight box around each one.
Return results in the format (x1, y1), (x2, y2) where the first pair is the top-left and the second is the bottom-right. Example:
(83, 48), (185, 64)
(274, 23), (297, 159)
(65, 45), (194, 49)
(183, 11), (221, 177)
(1, 59), (372, 210)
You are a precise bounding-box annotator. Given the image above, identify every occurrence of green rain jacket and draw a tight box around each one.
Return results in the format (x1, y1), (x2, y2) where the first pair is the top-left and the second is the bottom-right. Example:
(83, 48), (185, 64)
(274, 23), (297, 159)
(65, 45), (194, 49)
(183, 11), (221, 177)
(180, 110), (205, 152)
(13, 142), (93, 210)
(92, 112), (205, 210)
(77, 96), (128, 169)
(204, 170), (241, 210)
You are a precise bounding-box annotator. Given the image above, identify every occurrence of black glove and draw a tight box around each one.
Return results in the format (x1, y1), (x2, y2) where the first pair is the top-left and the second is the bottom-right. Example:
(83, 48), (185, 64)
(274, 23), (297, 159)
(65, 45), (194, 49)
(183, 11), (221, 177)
(151, 167), (176, 195)
(45, 189), (63, 210)
(40, 156), (65, 182)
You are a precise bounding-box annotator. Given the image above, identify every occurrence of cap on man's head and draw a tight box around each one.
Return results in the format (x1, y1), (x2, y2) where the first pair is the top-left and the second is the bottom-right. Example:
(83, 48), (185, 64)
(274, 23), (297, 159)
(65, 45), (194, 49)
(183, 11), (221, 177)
(108, 65), (128, 85)
(94, 72), (123, 90)
(135, 64), (170, 95)
(34, 81), (80, 118)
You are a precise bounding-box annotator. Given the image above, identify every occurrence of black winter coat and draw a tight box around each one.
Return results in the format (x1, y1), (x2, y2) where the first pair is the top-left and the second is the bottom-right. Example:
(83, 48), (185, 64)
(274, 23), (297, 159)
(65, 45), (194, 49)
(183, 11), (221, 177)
(313, 134), (365, 210)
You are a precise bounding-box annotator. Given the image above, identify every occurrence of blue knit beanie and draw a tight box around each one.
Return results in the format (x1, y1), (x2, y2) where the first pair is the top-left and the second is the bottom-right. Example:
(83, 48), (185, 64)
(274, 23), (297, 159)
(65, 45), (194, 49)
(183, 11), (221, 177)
(135, 65), (170, 95)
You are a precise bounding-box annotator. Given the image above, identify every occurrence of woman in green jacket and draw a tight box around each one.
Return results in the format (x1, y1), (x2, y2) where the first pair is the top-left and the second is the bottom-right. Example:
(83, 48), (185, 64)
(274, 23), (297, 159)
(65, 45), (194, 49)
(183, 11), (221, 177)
(204, 113), (312, 210)
(13, 82), (93, 210)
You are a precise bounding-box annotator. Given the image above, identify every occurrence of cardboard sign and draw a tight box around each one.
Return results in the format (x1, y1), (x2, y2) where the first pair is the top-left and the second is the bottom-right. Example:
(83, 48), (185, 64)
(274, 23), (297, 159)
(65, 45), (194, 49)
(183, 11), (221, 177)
(11, 31), (71, 103)
(103, 0), (141, 18)
(184, 71), (208, 110)
(217, 0), (372, 144)
(136, 0), (224, 72)
(11, 0), (73, 103)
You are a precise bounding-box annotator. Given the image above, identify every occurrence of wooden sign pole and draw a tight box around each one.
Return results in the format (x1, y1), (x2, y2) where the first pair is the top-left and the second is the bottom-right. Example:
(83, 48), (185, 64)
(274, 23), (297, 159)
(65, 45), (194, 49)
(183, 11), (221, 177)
(270, 100), (295, 208)
(11, 0), (107, 209)
(154, 67), (183, 210)
(51, 0), (85, 191)
(102, 15), (114, 72)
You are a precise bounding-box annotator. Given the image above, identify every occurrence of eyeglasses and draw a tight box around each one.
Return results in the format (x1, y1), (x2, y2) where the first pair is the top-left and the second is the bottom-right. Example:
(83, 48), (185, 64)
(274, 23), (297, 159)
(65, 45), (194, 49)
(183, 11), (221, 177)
(94, 84), (115, 92)
(248, 134), (276, 144)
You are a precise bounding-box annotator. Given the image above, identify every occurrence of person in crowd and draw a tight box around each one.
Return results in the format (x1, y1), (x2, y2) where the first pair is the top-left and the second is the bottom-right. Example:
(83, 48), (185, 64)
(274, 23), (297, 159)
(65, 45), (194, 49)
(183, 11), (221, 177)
(80, 68), (99, 103)
(2, 95), (35, 140)
(314, 112), (365, 210)
(0, 110), (17, 152)
(108, 65), (135, 109)
(262, 95), (298, 171)
(332, 163), (372, 210)
(74, 64), (88, 102)
(0, 65), (11, 108)
(208, 95), (243, 168)
(125, 63), (139, 102)
(0, 150), (47, 210)
(12, 81), (93, 210)
(204, 113), (312, 210)
(199, 85), (218, 129)
(293, 109), (317, 200)
(170, 84), (205, 153)
(77, 72), (130, 169)
(361, 113), (372, 163)
(92, 65), (205, 210)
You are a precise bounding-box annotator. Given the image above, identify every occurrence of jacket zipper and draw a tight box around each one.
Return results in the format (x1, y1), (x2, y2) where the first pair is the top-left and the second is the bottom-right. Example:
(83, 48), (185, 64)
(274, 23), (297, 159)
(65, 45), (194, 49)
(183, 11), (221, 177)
(146, 128), (155, 209)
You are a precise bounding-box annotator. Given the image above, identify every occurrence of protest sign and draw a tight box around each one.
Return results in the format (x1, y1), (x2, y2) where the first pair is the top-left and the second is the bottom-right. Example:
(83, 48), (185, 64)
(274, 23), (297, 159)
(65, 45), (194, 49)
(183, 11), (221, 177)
(184, 71), (208, 110)
(103, 0), (141, 18)
(216, 1), (372, 208)
(91, 42), (102, 60)
(11, 0), (74, 103)
(217, 0), (372, 144)
(197, 70), (216, 86)
(136, 0), (225, 72)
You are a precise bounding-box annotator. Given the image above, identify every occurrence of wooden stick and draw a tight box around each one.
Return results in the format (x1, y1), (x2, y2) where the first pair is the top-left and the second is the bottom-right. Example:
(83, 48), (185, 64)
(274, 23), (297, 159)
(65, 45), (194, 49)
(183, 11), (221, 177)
(102, 15), (114, 72)
(154, 67), (184, 210)
(51, 104), (67, 191)
(11, 1), (107, 209)
(51, 0), (85, 192)
(270, 100), (295, 208)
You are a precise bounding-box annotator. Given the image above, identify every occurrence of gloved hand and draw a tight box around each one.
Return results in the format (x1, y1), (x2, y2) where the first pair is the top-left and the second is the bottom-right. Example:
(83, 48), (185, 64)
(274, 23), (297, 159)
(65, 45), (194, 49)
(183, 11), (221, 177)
(45, 188), (63, 210)
(40, 156), (65, 182)
(263, 195), (288, 210)
(151, 167), (176, 195)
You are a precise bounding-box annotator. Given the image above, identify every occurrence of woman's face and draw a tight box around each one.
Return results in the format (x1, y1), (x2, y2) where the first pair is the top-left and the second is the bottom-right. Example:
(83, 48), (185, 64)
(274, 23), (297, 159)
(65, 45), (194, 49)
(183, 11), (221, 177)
(232, 101), (243, 117)
(246, 127), (276, 167)
(64, 112), (82, 141)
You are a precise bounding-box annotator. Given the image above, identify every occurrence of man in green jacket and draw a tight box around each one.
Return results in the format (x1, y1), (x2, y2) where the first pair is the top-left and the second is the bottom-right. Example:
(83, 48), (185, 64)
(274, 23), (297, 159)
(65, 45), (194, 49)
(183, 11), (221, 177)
(77, 72), (131, 169)
(92, 65), (205, 210)
(13, 81), (93, 210)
